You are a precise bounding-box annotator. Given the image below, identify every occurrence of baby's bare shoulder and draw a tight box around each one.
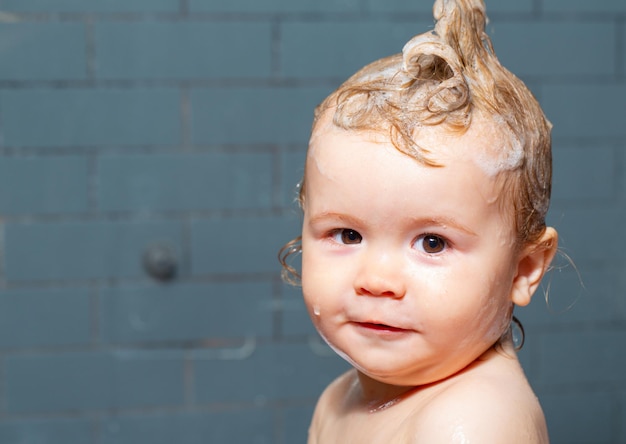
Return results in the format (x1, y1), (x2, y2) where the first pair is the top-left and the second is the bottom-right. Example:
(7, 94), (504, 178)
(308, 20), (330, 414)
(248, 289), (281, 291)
(308, 370), (355, 443)
(406, 360), (548, 443)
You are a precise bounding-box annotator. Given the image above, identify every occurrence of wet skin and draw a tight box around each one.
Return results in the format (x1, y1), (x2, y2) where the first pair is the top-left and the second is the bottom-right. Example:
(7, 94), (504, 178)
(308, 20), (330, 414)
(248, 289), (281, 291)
(301, 121), (554, 442)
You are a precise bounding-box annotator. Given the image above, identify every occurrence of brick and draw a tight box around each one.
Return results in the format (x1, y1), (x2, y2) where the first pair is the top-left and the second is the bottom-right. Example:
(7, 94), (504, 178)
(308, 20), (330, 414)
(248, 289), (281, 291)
(191, 87), (328, 145)
(536, 330), (626, 385)
(543, 0), (626, 14)
(516, 267), (622, 327)
(6, 350), (185, 413)
(615, 390), (626, 442)
(100, 410), (273, 444)
(279, 149), (306, 208)
(100, 282), (274, 343)
(487, 0), (534, 13)
(0, 0), (179, 13)
(95, 22), (272, 80)
(617, 271), (626, 313)
(623, 26), (626, 76)
(546, 208), (626, 263)
(0, 418), (92, 443)
(281, 283), (318, 337)
(189, 0), (359, 14)
(0, 156), (89, 215)
(191, 214), (301, 275)
(284, 405), (315, 444)
(0, 89), (180, 147)
(4, 221), (182, 281)
(551, 145), (615, 201)
(0, 23), (86, 81)
(98, 152), (272, 212)
(0, 288), (91, 348)
(281, 21), (429, 78)
(515, 342), (533, 378)
(491, 22), (615, 78)
(364, 0), (437, 14)
(193, 342), (349, 403)
(540, 391), (613, 444)
(542, 84), (626, 139)
(366, 0), (533, 14)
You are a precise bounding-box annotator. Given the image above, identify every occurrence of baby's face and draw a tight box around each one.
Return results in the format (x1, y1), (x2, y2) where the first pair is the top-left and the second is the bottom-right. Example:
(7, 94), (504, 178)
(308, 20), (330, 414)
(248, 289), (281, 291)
(301, 120), (523, 387)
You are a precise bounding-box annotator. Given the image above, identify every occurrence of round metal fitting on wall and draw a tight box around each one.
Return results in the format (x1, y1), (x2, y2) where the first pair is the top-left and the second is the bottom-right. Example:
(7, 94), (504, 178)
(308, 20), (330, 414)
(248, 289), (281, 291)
(142, 243), (178, 282)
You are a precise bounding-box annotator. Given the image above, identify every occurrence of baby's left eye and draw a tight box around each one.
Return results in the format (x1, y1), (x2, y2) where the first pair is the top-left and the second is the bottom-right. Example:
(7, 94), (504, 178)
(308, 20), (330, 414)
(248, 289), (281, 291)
(415, 235), (447, 254)
(331, 229), (362, 245)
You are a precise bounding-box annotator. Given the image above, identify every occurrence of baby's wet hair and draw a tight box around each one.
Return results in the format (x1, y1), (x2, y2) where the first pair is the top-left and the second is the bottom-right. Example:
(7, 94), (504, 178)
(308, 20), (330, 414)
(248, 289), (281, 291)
(305, 0), (552, 248)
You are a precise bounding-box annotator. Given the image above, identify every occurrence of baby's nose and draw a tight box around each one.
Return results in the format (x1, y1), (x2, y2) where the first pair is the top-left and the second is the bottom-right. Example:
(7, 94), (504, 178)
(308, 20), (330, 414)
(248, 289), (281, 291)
(353, 250), (406, 298)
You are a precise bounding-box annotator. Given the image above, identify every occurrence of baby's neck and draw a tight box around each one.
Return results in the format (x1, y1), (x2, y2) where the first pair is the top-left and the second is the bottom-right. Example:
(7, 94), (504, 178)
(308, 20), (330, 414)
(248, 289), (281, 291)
(353, 344), (509, 413)
(353, 372), (422, 413)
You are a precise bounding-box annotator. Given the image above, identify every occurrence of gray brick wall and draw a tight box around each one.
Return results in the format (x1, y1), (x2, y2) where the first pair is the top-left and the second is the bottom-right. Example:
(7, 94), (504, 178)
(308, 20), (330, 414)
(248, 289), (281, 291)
(0, 1), (623, 443)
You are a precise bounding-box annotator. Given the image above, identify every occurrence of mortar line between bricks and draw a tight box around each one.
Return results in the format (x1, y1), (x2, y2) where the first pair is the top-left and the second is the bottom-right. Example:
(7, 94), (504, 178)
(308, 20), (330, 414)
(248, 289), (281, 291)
(89, 284), (101, 345)
(610, 390), (622, 443)
(0, 397), (319, 421)
(274, 406), (286, 444)
(533, 0), (542, 18)
(613, 143), (624, 203)
(0, 144), (283, 157)
(183, 350), (195, 406)
(271, 145), (282, 211)
(540, 12), (625, 22)
(84, 18), (97, 81)
(8, 10), (622, 23)
(179, 0), (189, 16)
(537, 381), (626, 394)
(0, 207), (301, 225)
(617, 394), (625, 443)
(0, 335), (322, 358)
(1, 272), (280, 290)
(0, 73), (616, 90)
(91, 417), (101, 444)
(271, 19), (282, 78)
(0, 77), (343, 89)
(272, 276), (284, 341)
(0, 11), (387, 23)
(0, 225), (6, 288)
(179, 86), (192, 150)
(86, 152), (99, 213)
(358, 0), (368, 16)
(617, 17), (625, 80)
(181, 216), (193, 277)
(0, 355), (6, 417)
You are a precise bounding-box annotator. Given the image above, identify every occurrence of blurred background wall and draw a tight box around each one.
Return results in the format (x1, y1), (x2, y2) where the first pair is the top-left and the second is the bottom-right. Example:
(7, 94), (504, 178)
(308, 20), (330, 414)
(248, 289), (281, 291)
(0, 0), (623, 443)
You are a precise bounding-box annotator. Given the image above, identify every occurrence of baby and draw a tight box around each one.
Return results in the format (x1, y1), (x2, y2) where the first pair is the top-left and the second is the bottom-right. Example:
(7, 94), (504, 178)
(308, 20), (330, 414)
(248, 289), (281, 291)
(281, 0), (557, 442)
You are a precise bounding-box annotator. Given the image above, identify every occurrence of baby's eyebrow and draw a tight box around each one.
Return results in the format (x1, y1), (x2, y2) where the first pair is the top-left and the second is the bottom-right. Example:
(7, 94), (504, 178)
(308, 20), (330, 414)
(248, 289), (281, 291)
(407, 216), (478, 237)
(307, 212), (362, 227)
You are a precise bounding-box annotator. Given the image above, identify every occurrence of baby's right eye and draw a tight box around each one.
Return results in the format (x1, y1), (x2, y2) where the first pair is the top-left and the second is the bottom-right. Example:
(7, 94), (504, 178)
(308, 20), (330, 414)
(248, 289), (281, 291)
(331, 229), (362, 245)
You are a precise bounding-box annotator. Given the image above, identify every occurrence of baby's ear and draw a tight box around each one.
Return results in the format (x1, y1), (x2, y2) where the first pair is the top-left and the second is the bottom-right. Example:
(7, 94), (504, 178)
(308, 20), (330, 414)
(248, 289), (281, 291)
(511, 227), (558, 307)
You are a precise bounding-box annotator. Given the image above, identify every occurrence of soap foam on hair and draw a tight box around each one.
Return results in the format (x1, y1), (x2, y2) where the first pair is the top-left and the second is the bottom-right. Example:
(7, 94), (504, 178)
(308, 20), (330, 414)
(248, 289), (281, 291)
(470, 114), (524, 177)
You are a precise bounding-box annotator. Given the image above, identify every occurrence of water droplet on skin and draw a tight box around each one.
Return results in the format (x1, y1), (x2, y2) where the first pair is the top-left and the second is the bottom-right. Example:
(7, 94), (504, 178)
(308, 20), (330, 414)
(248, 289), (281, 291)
(369, 397), (400, 413)
(313, 306), (321, 316)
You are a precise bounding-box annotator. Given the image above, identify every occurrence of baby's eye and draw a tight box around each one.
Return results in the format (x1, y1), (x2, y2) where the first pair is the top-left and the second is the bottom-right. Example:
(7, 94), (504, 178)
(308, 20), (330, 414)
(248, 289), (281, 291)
(415, 234), (447, 254)
(332, 229), (362, 245)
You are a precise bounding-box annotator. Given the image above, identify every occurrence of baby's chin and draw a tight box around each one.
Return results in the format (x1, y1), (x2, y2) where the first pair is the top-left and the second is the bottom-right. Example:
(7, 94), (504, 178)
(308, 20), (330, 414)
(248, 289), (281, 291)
(355, 347), (500, 389)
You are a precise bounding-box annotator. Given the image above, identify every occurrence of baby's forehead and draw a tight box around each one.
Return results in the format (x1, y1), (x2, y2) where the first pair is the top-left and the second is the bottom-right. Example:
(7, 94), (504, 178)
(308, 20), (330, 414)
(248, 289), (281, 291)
(309, 109), (522, 178)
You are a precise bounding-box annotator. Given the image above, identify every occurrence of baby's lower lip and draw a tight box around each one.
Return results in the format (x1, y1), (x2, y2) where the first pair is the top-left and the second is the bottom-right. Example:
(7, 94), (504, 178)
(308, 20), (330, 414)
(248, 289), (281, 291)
(355, 322), (408, 333)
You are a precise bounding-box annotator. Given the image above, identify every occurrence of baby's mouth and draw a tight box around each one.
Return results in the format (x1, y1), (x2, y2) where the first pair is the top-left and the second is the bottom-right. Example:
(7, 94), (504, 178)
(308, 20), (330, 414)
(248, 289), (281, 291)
(357, 322), (408, 332)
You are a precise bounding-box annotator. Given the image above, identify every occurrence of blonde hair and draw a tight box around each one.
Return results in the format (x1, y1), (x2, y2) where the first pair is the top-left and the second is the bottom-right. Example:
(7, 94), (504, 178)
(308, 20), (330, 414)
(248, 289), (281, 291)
(280, 0), (553, 280)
